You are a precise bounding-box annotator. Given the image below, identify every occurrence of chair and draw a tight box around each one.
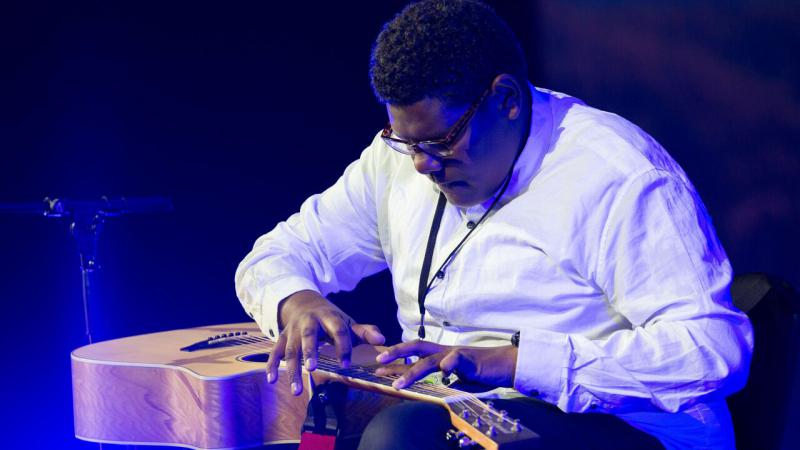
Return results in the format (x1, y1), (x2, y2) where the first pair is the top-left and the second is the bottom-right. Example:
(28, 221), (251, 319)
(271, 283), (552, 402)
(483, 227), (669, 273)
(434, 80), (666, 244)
(727, 273), (800, 450)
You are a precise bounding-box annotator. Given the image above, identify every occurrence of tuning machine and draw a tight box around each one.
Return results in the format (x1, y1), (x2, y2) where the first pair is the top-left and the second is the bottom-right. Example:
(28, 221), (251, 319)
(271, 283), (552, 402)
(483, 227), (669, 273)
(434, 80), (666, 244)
(445, 429), (480, 449)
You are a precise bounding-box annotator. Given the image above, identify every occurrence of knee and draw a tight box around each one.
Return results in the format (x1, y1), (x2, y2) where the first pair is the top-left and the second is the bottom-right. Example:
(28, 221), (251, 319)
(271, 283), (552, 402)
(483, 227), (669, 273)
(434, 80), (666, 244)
(357, 402), (451, 450)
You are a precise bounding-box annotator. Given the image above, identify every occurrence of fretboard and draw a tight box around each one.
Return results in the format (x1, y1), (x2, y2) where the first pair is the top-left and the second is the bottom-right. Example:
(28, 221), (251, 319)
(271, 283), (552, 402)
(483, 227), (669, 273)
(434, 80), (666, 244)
(313, 353), (463, 401)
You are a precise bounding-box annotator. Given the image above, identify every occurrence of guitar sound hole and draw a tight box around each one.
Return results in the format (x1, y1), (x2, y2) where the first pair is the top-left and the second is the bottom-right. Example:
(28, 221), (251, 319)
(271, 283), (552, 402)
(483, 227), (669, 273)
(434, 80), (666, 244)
(239, 352), (270, 363)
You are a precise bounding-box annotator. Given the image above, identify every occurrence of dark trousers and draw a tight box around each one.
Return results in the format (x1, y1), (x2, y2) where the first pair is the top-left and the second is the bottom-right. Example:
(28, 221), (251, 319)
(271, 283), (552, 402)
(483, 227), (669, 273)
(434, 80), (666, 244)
(357, 397), (665, 450)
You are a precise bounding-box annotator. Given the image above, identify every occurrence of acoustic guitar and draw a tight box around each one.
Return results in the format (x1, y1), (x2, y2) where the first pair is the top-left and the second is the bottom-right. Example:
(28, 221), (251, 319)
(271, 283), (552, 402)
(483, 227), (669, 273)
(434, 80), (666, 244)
(72, 322), (540, 449)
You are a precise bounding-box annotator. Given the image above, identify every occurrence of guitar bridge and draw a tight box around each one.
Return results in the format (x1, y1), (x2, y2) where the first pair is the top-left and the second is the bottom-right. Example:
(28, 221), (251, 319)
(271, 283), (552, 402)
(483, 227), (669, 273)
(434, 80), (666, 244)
(179, 331), (269, 352)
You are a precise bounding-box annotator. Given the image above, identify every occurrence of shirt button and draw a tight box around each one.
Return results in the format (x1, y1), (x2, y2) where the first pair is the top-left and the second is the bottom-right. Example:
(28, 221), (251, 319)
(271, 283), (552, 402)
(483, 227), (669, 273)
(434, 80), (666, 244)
(269, 329), (275, 337)
(435, 270), (445, 279)
(443, 321), (451, 327)
(466, 221), (476, 230)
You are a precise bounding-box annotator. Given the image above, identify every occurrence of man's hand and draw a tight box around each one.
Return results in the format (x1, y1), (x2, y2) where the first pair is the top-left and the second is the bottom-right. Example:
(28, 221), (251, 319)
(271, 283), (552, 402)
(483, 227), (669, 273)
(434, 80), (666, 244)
(374, 340), (518, 390)
(265, 290), (385, 396)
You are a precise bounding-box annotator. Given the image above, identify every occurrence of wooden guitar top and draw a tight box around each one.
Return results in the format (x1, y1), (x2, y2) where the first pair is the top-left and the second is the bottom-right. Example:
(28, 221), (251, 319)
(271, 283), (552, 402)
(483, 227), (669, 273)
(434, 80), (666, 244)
(71, 322), (307, 449)
(72, 322), (267, 379)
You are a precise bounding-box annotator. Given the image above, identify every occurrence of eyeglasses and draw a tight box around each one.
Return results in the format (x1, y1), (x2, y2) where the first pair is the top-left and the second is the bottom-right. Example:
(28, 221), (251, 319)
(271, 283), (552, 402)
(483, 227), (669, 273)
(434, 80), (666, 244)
(381, 87), (490, 158)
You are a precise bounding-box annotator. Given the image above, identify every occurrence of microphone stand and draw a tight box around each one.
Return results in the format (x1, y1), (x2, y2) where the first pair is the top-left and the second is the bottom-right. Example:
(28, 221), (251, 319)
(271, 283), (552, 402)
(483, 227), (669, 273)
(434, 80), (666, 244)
(60, 201), (108, 345)
(0, 196), (173, 345)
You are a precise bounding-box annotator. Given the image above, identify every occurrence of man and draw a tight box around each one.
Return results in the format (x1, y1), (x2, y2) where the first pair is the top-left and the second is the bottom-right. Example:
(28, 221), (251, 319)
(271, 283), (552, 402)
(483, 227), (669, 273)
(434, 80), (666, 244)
(235, 1), (753, 448)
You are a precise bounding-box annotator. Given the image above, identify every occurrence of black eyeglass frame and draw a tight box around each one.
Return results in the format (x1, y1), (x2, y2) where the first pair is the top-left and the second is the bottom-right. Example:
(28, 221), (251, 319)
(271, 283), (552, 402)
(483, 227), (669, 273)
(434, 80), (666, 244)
(380, 86), (491, 158)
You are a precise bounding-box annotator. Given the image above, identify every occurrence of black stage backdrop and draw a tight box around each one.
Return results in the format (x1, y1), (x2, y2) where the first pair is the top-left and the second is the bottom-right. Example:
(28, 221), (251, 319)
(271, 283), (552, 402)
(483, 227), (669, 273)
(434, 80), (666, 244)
(1, 1), (797, 448)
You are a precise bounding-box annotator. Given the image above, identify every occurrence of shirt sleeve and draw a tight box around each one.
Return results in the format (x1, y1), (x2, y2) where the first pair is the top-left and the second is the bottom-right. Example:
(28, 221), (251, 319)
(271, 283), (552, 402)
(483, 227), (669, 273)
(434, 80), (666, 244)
(513, 169), (754, 413)
(234, 134), (390, 338)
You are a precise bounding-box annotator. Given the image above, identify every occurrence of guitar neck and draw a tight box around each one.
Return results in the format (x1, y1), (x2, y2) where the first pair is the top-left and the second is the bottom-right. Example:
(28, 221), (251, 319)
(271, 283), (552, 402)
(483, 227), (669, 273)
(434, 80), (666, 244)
(305, 351), (539, 450)
(310, 353), (459, 404)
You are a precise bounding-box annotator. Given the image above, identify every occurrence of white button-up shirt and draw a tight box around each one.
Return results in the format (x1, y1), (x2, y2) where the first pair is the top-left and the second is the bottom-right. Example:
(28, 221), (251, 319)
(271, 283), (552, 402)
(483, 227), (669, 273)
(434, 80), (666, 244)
(235, 85), (753, 449)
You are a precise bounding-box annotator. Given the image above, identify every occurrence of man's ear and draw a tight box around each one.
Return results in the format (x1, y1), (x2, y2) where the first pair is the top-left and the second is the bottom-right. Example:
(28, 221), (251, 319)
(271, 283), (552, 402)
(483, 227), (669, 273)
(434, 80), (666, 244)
(491, 74), (524, 120)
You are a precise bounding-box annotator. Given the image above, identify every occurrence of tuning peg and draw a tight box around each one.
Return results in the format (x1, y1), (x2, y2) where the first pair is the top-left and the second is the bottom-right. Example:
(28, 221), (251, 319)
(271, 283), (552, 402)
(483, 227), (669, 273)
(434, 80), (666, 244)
(445, 429), (464, 443)
(458, 436), (476, 448)
(446, 429), (479, 449)
(512, 418), (522, 432)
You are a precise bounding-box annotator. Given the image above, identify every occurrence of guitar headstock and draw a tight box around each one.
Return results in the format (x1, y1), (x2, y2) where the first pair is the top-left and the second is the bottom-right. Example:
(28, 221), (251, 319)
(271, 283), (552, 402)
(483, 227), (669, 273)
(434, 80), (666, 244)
(444, 398), (540, 449)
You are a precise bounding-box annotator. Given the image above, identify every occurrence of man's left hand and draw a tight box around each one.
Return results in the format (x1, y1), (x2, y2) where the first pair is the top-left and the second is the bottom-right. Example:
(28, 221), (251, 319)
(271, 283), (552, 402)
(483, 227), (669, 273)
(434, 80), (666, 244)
(374, 340), (518, 390)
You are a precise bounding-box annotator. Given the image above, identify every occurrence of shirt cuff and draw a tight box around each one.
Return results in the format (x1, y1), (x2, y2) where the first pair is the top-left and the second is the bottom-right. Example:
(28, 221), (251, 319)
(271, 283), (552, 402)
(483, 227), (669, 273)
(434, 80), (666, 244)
(513, 328), (571, 404)
(257, 276), (321, 340)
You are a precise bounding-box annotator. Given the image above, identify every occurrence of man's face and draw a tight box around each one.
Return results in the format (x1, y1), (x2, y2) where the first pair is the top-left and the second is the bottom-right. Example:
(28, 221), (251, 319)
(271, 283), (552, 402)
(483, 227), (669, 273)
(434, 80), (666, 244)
(387, 94), (518, 207)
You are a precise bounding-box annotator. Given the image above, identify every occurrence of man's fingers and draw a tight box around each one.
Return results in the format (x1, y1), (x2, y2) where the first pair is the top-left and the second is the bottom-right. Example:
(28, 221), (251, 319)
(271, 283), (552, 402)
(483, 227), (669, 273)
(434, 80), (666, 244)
(392, 354), (442, 389)
(376, 339), (442, 364)
(320, 316), (353, 368)
(284, 338), (304, 396)
(374, 364), (408, 377)
(438, 349), (465, 376)
(351, 323), (386, 345)
(266, 332), (287, 384)
(299, 321), (320, 372)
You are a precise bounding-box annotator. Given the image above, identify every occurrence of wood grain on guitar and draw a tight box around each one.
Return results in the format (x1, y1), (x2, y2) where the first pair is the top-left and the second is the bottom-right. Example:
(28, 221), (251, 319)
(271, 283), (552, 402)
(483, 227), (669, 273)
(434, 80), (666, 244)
(72, 322), (540, 449)
(71, 322), (307, 449)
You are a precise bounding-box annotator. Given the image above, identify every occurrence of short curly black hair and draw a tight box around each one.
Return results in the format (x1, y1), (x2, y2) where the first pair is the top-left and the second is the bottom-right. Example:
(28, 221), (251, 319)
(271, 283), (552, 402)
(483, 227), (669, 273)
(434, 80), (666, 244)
(370, 0), (527, 107)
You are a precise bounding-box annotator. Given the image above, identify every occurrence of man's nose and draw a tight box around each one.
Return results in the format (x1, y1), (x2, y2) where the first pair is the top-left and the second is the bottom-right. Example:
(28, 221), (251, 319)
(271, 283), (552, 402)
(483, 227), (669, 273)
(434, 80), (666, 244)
(412, 151), (442, 174)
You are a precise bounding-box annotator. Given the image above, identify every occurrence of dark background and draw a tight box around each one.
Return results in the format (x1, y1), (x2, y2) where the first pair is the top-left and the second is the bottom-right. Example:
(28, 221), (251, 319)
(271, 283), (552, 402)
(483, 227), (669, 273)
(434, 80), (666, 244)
(1, 1), (797, 448)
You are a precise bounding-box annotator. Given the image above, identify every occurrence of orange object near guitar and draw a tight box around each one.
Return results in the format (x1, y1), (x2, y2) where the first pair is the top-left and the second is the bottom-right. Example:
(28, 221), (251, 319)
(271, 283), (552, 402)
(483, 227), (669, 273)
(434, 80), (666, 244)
(71, 322), (540, 449)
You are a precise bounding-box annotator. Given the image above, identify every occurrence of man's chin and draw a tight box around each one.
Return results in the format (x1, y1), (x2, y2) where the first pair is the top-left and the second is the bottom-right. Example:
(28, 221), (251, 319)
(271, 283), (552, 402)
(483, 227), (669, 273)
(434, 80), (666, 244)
(436, 180), (493, 207)
(441, 190), (482, 208)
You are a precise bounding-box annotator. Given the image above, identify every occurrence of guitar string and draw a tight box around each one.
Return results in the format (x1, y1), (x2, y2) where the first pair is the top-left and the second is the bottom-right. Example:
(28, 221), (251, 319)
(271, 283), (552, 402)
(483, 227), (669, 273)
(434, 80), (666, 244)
(227, 339), (512, 422)
(206, 337), (518, 429)
(308, 353), (518, 432)
(204, 337), (476, 400)
(222, 338), (484, 401)
(208, 336), (464, 397)
(311, 353), (517, 429)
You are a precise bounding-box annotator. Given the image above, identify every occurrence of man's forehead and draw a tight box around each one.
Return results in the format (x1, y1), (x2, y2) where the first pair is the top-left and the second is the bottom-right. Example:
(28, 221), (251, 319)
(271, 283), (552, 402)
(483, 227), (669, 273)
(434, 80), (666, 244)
(386, 98), (464, 141)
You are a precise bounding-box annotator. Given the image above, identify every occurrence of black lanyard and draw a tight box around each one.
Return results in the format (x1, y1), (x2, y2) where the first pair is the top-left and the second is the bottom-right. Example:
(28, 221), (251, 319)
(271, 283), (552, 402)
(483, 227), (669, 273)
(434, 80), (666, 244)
(417, 192), (447, 339)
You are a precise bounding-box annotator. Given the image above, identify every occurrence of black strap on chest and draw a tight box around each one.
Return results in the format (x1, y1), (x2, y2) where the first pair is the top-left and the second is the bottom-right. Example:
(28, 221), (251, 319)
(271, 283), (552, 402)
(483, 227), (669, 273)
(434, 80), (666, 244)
(417, 192), (447, 339)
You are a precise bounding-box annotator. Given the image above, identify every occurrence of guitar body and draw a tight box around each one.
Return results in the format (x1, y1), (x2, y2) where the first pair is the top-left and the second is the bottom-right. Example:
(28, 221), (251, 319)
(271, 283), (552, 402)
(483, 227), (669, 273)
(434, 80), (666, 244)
(71, 322), (307, 449)
(72, 322), (540, 449)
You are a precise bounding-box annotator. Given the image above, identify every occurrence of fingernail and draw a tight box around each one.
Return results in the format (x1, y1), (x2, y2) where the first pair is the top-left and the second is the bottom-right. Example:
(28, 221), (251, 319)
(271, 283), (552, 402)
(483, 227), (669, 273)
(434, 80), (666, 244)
(376, 351), (388, 362)
(341, 359), (350, 369)
(291, 382), (301, 395)
(266, 372), (274, 383)
(305, 357), (316, 371)
(392, 377), (405, 389)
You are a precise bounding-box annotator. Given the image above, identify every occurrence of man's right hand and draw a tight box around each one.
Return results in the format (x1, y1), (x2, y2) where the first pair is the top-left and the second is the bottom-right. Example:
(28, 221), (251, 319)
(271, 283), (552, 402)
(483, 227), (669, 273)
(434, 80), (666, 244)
(265, 289), (385, 396)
